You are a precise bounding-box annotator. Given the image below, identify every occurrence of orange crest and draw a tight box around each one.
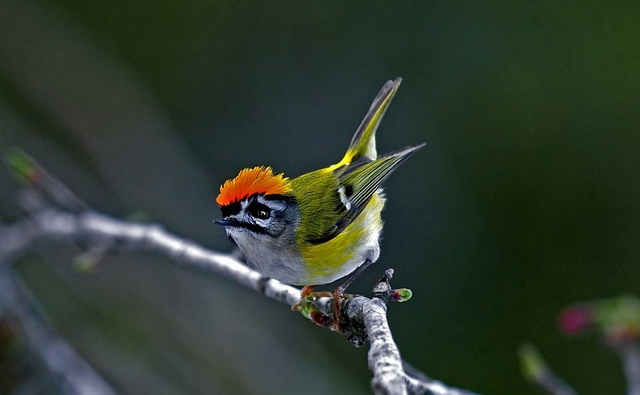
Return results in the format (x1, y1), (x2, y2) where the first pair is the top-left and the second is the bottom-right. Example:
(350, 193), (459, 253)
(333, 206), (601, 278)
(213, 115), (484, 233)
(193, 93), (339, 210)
(216, 166), (292, 206)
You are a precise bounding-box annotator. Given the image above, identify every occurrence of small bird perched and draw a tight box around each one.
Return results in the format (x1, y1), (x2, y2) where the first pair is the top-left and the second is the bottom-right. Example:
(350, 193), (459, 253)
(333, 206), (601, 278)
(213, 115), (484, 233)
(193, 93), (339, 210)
(215, 78), (424, 301)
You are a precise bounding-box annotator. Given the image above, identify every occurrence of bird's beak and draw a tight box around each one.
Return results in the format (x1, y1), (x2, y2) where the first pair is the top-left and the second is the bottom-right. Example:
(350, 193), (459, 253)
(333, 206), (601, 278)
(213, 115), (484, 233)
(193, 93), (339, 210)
(214, 218), (238, 227)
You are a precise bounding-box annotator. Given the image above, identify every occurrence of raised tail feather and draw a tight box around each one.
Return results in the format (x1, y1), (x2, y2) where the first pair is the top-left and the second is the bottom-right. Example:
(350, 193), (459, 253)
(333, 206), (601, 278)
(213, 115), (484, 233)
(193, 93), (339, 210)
(340, 78), (403, 165)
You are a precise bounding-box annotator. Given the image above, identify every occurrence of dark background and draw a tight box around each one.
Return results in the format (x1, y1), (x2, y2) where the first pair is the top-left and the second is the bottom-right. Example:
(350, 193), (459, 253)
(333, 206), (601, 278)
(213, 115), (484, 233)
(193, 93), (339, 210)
(1, 0), (639, 394)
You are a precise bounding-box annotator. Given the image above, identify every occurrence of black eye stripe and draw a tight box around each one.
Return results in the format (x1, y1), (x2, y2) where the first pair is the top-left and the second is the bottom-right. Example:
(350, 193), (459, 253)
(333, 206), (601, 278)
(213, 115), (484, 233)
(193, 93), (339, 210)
(220, 194), (294, 219)
(220, 201), (241, 217)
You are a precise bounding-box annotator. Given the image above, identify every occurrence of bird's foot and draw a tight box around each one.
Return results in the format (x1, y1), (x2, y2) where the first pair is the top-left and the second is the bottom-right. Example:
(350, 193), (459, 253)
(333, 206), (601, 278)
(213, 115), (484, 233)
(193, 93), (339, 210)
(291, 285), (331, 311)
(293, 286), (352, 333)
(329, 287), (351, 333)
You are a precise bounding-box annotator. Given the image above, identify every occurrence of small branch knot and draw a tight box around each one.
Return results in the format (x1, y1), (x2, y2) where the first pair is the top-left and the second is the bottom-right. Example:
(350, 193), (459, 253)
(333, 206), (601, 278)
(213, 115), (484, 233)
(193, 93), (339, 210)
(372, 268), (394, 302)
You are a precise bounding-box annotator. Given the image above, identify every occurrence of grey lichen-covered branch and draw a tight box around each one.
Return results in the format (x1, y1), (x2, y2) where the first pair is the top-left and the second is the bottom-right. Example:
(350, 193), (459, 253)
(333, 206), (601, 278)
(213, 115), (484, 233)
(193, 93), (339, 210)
(0, 150), (485, 395)
(0, 268), (118, 395)
(621, 345), (640, 395)
(519, 344), (579, 395)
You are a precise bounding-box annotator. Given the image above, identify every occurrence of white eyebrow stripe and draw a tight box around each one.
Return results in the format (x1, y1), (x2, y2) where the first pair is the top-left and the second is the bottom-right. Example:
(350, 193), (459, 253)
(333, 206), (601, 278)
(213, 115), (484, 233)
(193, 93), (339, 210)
(338, 186), (352, 211)
(257, 195), (287, 211)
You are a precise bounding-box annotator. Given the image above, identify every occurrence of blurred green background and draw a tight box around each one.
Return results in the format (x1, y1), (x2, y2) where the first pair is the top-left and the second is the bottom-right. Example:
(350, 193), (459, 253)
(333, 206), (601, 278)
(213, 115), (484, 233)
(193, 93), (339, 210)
(1, 0), (639, 394)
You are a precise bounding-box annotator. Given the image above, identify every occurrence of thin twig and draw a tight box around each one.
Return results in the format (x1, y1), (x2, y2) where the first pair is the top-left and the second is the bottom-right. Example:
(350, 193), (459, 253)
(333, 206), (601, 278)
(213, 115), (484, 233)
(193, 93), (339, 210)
(530, 372), (578, 395)
(0, 268), (117, 395)
(519, 344), (579, 395)
(402, 360), (482, 395)
(620, 345), (640, 395)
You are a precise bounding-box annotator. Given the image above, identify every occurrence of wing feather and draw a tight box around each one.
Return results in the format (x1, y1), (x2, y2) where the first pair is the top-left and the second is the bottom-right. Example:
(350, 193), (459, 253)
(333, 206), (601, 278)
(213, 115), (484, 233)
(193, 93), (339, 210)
(301, 144), (425, 244)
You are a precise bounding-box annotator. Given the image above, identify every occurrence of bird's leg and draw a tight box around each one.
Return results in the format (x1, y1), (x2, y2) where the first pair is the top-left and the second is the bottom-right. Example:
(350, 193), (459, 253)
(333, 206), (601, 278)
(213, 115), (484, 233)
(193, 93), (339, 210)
(294, 260), (372, 328)
(336, 259), (373, 295)
(291, 286), (314, 311)
(300, 285), (332, 299)
(292, 285), (332, 311)
(331, 259), (373, 332)
(300, 285), (315, 299)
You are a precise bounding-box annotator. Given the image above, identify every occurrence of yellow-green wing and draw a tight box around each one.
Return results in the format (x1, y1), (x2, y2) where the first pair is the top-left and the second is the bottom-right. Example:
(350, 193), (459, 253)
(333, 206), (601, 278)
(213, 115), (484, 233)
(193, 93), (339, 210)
(295, 144), (424, 245)
(339, 144), (425, 219)
(290, 169), (343, 244)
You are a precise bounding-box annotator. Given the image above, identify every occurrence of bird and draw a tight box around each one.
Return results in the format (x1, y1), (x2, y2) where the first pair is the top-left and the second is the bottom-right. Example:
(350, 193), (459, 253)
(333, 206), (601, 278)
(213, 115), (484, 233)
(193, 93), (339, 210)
(214, 78), (424, 313)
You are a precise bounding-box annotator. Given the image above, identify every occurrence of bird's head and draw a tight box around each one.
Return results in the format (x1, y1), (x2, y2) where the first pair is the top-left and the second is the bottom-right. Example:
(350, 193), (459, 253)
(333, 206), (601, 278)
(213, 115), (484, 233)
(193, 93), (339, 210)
(215, 166), (298, 244)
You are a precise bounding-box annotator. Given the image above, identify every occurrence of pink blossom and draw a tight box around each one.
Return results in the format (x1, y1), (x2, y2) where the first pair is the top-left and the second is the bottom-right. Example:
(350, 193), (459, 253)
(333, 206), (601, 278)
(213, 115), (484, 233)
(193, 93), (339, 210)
(559, 306), (593, 335)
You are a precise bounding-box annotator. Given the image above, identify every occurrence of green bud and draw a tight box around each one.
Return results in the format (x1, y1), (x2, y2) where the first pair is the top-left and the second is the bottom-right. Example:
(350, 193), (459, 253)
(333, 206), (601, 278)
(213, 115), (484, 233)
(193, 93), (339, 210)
(4, 148), (40, 184)
(298, 298), (321, 319)
(518, 343), (547, 382)
(391, 288), (412, 302)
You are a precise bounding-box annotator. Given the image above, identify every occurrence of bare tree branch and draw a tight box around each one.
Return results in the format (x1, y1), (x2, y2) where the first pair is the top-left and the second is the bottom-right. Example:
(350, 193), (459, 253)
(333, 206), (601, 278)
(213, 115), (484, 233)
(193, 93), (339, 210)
(0, 151), (486, 395)
(402, 360), (484, 395)
(620, 345), (640, 395)
(0, 268), (117, 395)
(519, 344), (579, 395)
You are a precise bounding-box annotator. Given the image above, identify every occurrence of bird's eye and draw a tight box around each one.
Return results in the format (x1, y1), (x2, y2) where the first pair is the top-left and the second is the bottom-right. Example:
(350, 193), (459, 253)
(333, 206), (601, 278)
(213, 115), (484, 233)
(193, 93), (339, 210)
(255, 209), (270, 220)
(249, 203), (271, 220)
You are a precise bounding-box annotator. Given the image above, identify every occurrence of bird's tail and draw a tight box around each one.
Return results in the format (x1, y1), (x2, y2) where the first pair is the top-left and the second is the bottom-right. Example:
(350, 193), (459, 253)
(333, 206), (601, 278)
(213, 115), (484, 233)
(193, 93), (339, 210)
(340, 78), (402, 165)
